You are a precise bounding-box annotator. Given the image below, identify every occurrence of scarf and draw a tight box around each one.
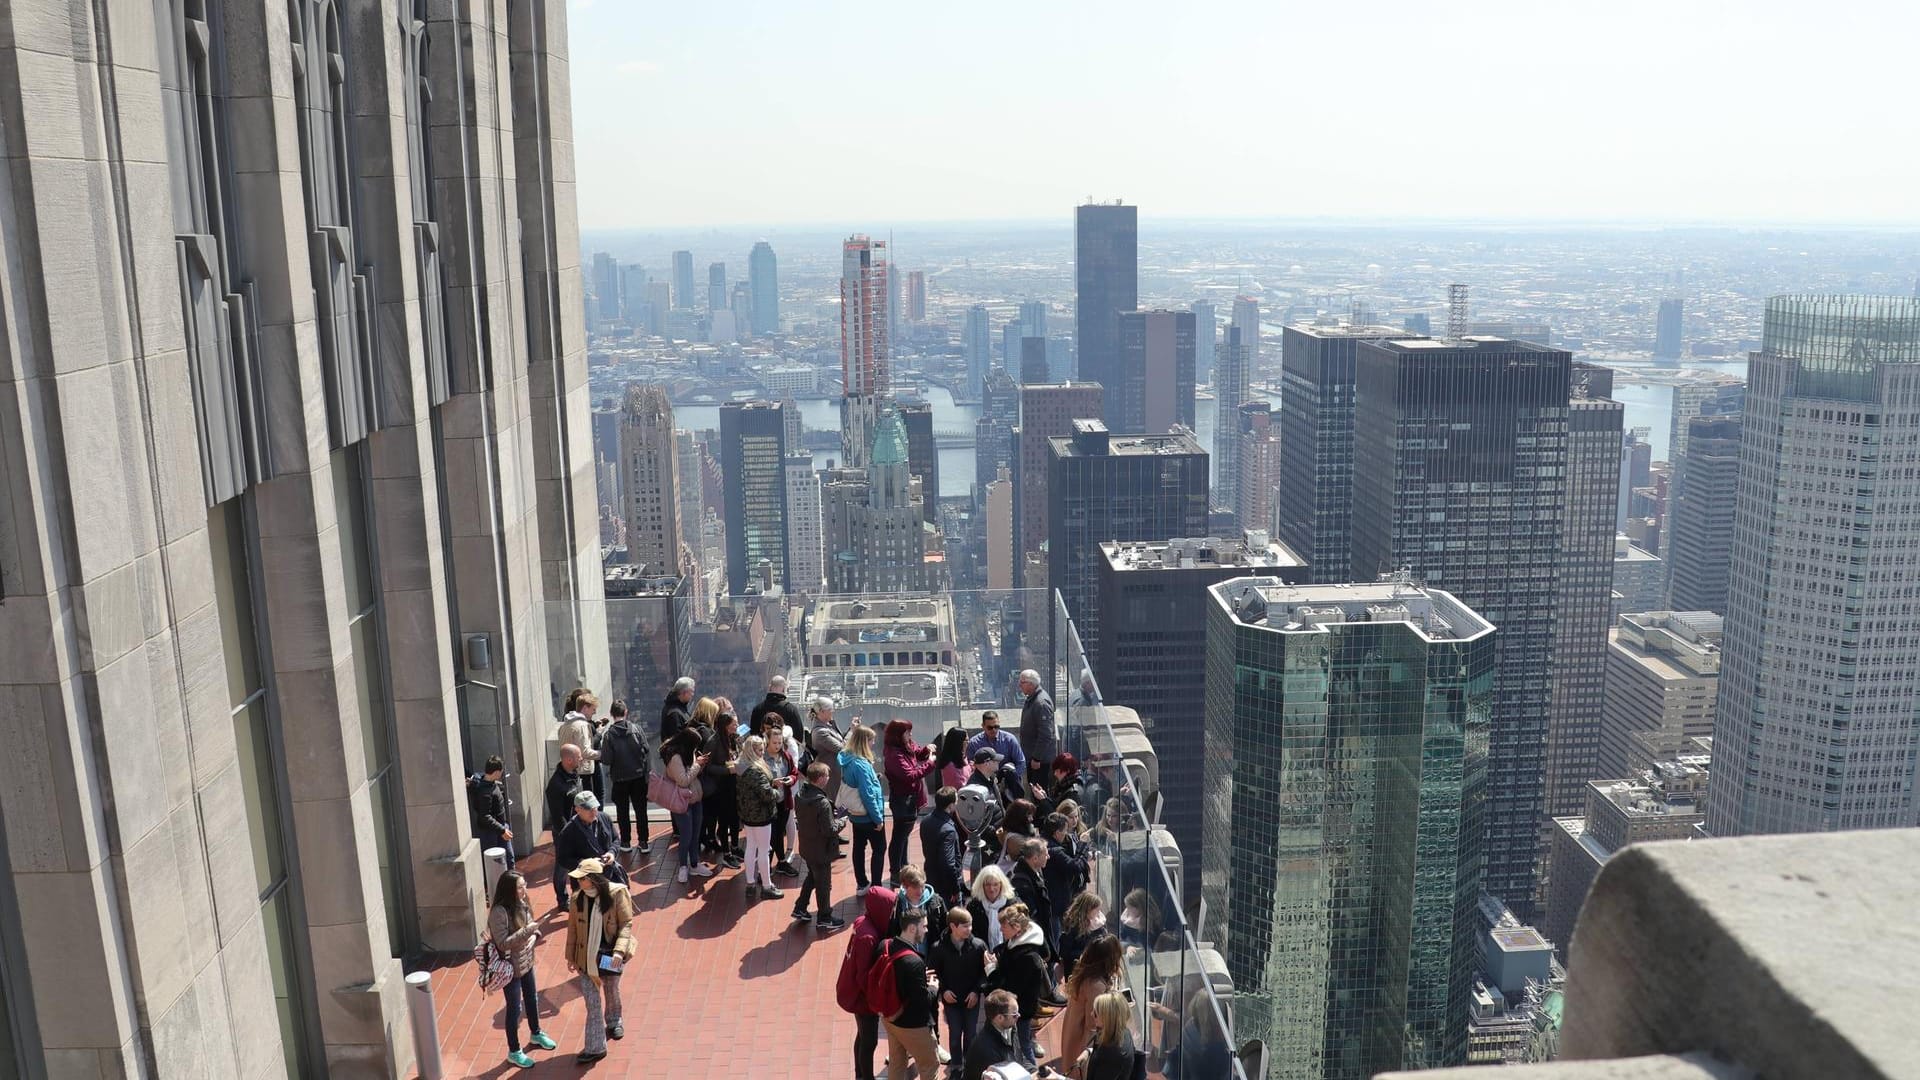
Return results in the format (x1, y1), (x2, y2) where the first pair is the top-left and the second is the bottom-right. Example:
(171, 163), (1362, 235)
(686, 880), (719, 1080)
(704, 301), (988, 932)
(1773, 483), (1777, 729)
(980, 893), (1010, 949)
(585, 895), (605, 981)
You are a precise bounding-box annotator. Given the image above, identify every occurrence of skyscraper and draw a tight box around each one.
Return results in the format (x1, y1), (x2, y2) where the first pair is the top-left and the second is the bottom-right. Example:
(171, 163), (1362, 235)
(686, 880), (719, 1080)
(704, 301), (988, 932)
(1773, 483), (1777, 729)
(1097, 535), (1309, 899)
(898, 400), (940, 515)
(1074, 201), (1138, 387)
(1019, 337), (1050, 384)
(1351, 335), (1611, 915)
(620, 263), (648, 323)
(1233, 294), (1261, 375)
(1192, 299), (1216, 386)
(1205, 578), (1493, 1077)
(785, 454), (825, 595)
(964, 304), (992, 399)
(1019, 299), (1049, 340)
(1236, 400), (1280, 532)
(1277, 324), (1420, 584)
(986, 466), (1015, 590)
(720, 401), (789, 595)
(619, 385), (682, 576)
(1113, 309), (1197, 434)
(672, 249), (695, 309)
(976, 370), (1022, 508)
(1017, 383), (1106, 577)
(825, 410), (930, 593)
(1654, 298), (1684, 361)
(643, 280), (671, 336)
(1708, 295), (1920, 837)
(1660, 376), (1744, 562)
(749, 241), (779, 335)
(1214, 324), (1250, 499)
(591, 251), (620, 321)
(1600, 611), (1721, 781)
(907, 270), (928, 321)
(1047, 422), (1209, 662)
(1665, 415), (1743, 613)
(840, 235), (891, 468)
(707, 261), (727, 312)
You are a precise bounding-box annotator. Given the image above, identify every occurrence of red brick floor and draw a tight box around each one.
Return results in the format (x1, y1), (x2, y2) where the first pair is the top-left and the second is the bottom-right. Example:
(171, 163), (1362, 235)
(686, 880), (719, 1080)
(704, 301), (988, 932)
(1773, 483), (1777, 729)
(419, 821), (982, 1078)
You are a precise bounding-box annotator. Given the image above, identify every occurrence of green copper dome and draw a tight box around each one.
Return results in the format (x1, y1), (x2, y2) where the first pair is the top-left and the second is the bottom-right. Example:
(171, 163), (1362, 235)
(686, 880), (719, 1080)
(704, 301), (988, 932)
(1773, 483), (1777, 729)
(871, 409), (909, 465)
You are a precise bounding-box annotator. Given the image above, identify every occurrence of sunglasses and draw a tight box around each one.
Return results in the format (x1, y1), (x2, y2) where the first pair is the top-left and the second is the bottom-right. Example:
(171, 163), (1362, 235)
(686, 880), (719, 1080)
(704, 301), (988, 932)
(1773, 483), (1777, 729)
(983, 724), (999, 732)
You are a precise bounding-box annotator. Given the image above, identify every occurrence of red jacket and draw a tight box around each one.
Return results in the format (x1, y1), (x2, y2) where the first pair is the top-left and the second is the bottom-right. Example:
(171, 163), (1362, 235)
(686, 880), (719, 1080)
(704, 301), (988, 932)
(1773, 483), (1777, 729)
(836, 886), (899, 1014)
(885, 739), (937, 812)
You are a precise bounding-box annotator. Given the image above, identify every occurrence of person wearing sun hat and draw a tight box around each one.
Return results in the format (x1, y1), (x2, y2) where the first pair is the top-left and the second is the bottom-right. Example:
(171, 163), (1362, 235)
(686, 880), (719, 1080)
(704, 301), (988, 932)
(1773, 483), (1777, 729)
(564, 857), (635, 1064)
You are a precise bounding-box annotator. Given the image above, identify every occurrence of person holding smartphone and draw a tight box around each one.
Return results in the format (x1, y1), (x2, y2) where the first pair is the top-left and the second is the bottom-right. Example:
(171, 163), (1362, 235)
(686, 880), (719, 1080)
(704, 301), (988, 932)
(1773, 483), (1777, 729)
(563, 858), (633, 1065)
(660, 727), (713, 884)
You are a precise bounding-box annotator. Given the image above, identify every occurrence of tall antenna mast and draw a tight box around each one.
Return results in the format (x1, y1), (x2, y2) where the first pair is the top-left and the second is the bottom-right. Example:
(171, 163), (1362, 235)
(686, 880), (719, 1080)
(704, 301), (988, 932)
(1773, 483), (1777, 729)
(1447, 283), (1470, 342)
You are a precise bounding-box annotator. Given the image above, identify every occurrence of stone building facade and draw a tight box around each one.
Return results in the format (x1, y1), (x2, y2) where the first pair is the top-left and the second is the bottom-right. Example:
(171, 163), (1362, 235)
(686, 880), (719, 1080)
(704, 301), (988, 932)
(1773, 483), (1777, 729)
(0, 0), (606, 1074)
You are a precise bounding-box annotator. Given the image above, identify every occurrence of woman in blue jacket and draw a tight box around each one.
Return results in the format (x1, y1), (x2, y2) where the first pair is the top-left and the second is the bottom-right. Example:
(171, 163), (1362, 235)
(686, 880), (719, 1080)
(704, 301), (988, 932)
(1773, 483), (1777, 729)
(838, 723), (888, 893)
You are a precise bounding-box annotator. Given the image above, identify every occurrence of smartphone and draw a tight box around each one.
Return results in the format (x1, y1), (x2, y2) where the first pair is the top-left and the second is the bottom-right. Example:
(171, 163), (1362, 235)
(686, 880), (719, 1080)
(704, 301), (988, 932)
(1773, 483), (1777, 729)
(597, 954), (620, 973)
(1122, 985), (1135, 1005)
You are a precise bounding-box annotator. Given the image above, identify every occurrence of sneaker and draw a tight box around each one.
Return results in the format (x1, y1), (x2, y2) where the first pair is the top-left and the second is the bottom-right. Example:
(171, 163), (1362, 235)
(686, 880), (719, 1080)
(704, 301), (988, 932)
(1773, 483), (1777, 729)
(790, 908), (814, 922)
(690, 863), (715, 878)
(576, 1049), (608, 1064)
(638, 838), (651, 854)
(857, 885), (870, 897)
(761, 885), (785, 899)
(937, 1044), (952, 1065)
(507, 1050), (536, 1068)
(608, 1020), (624, 1040)
(722, 853), (743, 869)
(677, 865), (689, 883)
(745, 883), (760, 901)
(816, 915), (847, 930)
(531, 1032), (556, 1051)
(773, 860), (799, 877)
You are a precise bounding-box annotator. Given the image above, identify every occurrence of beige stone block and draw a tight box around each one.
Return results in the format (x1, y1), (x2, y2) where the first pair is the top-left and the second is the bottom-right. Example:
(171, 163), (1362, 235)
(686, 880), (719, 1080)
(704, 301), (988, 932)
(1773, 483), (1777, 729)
(217, 905), (286, 1080)
(197, 763), (261, 947)
(33, 160), (131, 373)
(0, 590), (61, 683)
(302, 920), (384, 1039)
(114, 810), (202, 1016)
(102, 0), (161, 75)
(256, 534), (347, 671)
(15, 867), (138, 1051)
(93, 647), (173, 848)
(140, 344), (210, 545)
(288, 793), (380, 929)
(74, 559), (145, 671)
(368, 479), (434, 593)
(148, 953), (241, 1080)
(11, 45), (91, 162)
(2, 0), (86, 54)
(274, 665), (354, 804)
(41, 1045), (141, 1079)
(177, 605), (236, 789)
(0, 684), (67, 872)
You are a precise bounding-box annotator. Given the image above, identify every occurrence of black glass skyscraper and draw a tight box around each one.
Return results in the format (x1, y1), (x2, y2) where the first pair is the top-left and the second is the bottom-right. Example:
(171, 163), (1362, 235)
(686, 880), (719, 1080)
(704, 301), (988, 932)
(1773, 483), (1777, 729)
(1074, 202), (1137, 401)
(719, 401), (789, 596)
(1114, 309), (1196, 435)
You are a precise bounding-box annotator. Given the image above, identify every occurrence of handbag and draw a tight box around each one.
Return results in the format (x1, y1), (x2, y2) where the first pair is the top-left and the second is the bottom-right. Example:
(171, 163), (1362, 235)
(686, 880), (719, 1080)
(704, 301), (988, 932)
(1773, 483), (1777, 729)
(648, 771), (693, 814)
(474, 935), (514, 993)
(835, 780), (866, 817)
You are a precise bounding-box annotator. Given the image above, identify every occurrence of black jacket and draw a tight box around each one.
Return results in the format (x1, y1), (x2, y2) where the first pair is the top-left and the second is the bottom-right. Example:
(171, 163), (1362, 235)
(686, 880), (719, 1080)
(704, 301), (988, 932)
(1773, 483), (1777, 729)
(1019, 688), (1056, 772)
(888, 888), (949, 942)
(926, 932), (989, 1001)
(750, 693), (806, 747)
(794, 780), (837, 868)
(1009, 861), (1054, 946)
(544, 762), (582, 833)
(963, 1022), (1022, 1080)
(919, 809), (965, 902)
(884, 938), (935, 1028)
(983, 931), (1051, 1019)
(553, 813), (626, 883)
(466, 774), (509, 834)
(1058, 924), (1110, 983)
(659, 691), (691, 744)
(1084, 1030), (1138, 1080)
(598, 718), (651, 782)
(1045, 833), (1091, 915)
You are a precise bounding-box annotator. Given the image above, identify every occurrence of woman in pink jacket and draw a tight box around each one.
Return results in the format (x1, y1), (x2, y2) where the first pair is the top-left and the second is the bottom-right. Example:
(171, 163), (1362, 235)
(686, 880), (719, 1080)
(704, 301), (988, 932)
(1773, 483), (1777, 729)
(882, 718), (936, 885)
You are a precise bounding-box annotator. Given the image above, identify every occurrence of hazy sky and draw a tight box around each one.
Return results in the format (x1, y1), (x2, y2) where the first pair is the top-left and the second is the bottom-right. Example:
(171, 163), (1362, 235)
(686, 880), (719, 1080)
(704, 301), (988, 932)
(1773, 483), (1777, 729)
(564, 0), (1919, 229)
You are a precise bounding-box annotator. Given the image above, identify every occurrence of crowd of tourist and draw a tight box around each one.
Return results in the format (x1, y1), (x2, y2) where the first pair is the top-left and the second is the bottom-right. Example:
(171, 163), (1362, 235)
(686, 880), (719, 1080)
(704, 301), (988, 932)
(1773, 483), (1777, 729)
(465, 669), (1210, 1078)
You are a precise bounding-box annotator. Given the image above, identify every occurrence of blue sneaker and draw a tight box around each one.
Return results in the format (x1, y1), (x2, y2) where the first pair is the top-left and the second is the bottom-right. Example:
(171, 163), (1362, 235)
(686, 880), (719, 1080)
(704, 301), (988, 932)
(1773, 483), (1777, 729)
(507, 1050), (535, 1068)
(530, 1032), (556, 1051)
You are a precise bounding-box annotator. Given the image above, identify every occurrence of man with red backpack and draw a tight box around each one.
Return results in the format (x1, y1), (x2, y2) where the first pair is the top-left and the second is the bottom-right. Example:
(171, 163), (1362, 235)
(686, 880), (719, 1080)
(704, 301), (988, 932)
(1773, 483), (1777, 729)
(873, 907), (942, 1080)
(838, 885), (898, 1080)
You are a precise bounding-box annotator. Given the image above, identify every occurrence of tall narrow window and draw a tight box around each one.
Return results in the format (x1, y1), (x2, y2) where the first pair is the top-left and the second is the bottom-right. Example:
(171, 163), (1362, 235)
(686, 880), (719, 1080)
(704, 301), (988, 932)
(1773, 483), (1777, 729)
(332, 447), (410, 957)
(207, 499), (317, 1073)
(291, 0), (379, 446)
(400, 0), (452, 406)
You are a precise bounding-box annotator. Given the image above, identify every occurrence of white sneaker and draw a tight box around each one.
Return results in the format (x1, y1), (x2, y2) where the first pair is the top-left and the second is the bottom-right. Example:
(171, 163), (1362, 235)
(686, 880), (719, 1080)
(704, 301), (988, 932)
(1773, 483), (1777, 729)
(677, 865), (689, 883)
(936, 1044), (951, 1065)
(690, 863), (715, 878)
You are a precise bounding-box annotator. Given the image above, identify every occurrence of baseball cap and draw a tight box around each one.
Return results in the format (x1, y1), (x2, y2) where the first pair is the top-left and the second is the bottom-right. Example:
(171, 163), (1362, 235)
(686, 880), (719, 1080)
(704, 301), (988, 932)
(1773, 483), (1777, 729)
(573, 791), (601, 810)
(568, 857), (605, 879)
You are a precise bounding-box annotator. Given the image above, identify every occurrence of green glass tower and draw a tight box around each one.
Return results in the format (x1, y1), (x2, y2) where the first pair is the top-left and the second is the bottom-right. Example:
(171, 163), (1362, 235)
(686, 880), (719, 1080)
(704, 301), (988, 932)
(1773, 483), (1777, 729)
(1203, 578), (1494, 1079)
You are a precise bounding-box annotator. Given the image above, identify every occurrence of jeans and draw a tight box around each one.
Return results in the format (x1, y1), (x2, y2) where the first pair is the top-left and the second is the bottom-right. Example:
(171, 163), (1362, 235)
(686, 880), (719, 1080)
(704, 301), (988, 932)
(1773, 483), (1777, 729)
(578, 971), (622, 1056)
(855, 1012), (881, 1080)
(742, 823), (774, 887)
(794, 865), (832, 916)
(479, 827), (515, 870)
(770, 805), (792, 861)
(887, 796), (918, 881)
(883, 1017), (941, 1080)
(502, 970), (540, 1053)
(851, 819), (886, 891)
(942, 1001), (978, 1072)
(674, 801), (705, 867)
(608, 775), (648, 849)
(1015, 1015), (1036, 1067)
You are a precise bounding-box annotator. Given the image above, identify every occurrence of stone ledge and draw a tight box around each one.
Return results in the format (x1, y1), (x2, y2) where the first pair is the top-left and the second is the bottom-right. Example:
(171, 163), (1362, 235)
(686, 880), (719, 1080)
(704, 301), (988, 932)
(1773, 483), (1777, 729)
(1378, 1051), (1751, 1080)
(1562, 829), (1920, 1079)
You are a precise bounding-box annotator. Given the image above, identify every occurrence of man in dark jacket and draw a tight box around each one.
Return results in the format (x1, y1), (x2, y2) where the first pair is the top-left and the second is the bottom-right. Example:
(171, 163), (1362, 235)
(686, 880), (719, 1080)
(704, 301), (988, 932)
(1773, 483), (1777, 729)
(750, 675), (807, 754)
(659, 676), (695, 743)
(466, 755), (514, 869)
(552, 790), (625, 910)
(544, 745), (584, 842)
(1008, 838), (1055, 958)
(920, 786), (966, 903)
(1016, 670), (1056, 793)
(880, 908), (941, 1080)
(1042, 813), (1092, 939)
(597, 700), (652, 854)
(790, 762), (845, 929)
(929, 907), (989, 1072)
(964, 990), (1024, 1080)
